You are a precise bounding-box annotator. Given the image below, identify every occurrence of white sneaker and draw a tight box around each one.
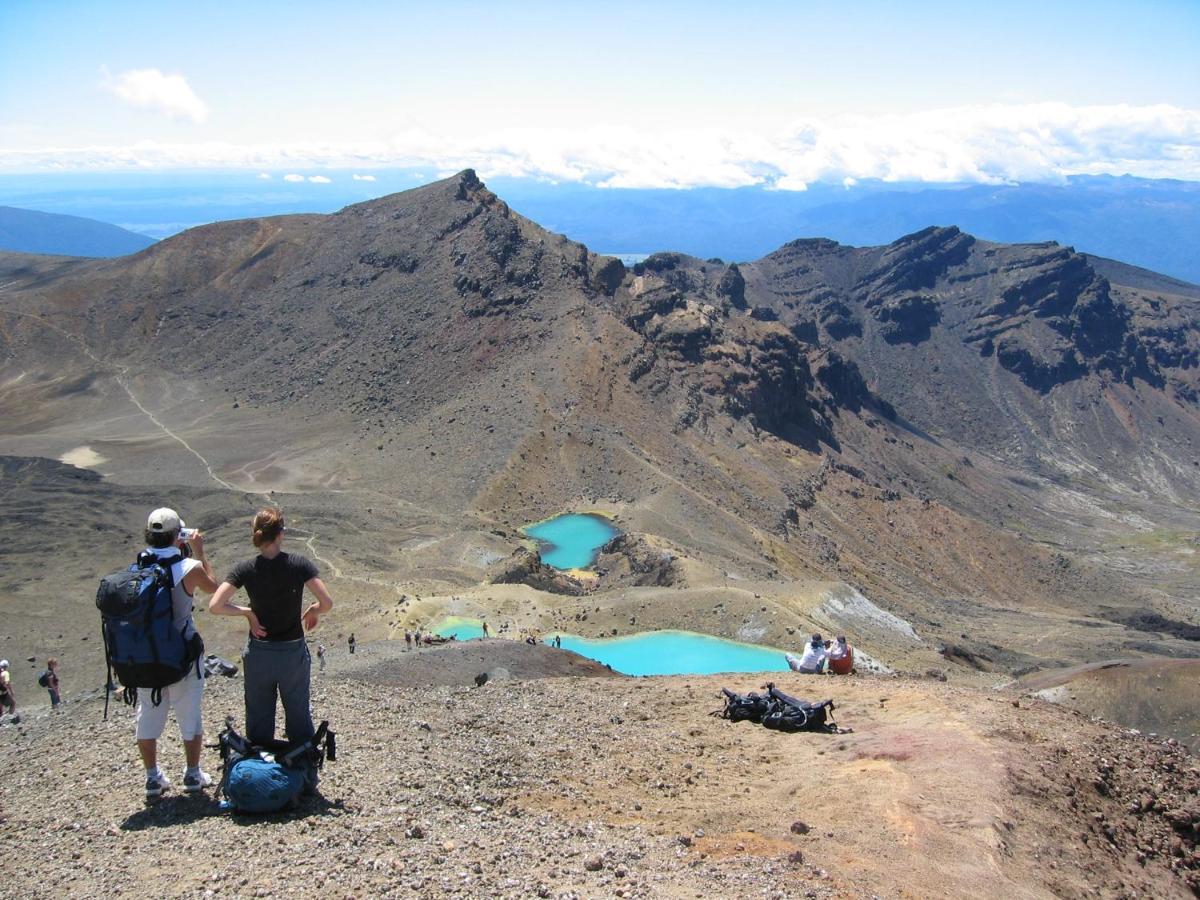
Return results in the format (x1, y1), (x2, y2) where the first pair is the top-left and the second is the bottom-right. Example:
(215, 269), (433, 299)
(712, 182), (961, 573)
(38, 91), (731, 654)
(183, 769), (213, 793)
(145, 770), (171, 800)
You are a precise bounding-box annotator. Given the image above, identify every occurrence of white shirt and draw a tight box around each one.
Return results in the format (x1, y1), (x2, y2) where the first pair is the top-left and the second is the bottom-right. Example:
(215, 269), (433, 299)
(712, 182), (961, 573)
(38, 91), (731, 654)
(146, 546), (202, 637)
(796, 643), (827, 672)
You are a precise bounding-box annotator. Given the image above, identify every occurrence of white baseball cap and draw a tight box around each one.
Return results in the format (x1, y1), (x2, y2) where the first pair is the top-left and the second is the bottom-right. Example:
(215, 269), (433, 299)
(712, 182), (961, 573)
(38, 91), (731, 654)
(147, 507), (183, 533)
(0, 660), (8, 669)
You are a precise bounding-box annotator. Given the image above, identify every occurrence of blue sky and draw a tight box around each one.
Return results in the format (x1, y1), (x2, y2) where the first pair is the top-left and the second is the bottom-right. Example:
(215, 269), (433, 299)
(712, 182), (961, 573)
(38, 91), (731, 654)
(2, 0), (1199, 186)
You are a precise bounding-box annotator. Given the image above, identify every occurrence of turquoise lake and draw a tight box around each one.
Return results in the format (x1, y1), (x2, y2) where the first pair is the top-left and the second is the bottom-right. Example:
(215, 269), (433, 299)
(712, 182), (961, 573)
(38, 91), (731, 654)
(552, 630), (790, 676)
(428, 618), (790, 676)
(430, 617), (487, 640)
(523, 513), (620, 570)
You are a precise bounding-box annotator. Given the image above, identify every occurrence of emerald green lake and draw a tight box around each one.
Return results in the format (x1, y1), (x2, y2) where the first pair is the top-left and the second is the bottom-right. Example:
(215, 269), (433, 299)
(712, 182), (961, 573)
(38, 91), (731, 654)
(428, 618), (789, 676)
(552, 630), (789, 676)
(523, 513), (619, 569)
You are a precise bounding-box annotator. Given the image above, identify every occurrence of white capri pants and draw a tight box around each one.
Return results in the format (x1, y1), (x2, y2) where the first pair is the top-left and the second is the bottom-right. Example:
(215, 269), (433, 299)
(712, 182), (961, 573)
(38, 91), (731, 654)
(134, 668), (205, 741)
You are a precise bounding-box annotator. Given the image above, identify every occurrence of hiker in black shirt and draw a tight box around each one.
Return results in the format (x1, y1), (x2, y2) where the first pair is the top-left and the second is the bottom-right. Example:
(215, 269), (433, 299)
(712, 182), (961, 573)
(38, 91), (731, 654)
(209, 508), (333, 745)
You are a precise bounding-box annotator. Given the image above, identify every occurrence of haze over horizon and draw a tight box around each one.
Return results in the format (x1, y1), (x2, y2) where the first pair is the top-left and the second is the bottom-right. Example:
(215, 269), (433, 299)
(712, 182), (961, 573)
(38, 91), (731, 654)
(2, 0), (1199, 189)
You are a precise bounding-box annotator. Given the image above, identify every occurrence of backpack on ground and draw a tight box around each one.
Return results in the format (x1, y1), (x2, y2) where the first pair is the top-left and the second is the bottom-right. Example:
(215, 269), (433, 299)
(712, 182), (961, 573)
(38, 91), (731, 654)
(718, 687), (772, 723)
(217, 719), (336, 814)
(716, 683), (839, 734)
(762, 683), (837, 733)
(37, 670), (51, 688)
(95, 551), (204, 718)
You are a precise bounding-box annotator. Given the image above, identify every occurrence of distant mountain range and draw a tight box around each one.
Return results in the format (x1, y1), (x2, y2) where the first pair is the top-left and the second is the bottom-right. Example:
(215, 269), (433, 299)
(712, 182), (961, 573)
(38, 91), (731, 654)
(0, 173), (1197, 282)
(0, 205), (156, 257)
(492, 175), (1200, 285)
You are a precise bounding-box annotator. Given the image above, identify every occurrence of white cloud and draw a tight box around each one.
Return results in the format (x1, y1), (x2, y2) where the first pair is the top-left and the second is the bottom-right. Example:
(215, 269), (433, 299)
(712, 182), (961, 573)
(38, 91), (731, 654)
(7, 103), (1200, 188)
(100, 67), (209, 123)
(257, 172), (271, 180)
(352, 173), (377, 181)
(308, 175), (332, 183)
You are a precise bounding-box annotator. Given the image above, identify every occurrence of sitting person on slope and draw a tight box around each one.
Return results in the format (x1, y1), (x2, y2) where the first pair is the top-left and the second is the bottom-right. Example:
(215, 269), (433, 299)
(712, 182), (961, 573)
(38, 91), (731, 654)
(209, 508), (333, 746)
(827, 635), (854, 675)
(786, 633), (828, 674)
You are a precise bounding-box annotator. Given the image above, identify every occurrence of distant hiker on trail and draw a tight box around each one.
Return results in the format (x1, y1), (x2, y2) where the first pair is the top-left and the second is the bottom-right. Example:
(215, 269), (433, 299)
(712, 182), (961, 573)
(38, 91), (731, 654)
(41, 658), (61, 708)
(414, 629), (422, 648)
(828, 635), (854, 675)
(482, 621), (490, 637)
(553, 635), (562, 649)
(210, 507), (333, 747)
(348, 633), (356, 654)
(0, 660), (15, 715)
(404, 630), (413, 650)
(786, 633), (828, 675)
(317, 643), (326, 672)
(135, 507), (221, 799)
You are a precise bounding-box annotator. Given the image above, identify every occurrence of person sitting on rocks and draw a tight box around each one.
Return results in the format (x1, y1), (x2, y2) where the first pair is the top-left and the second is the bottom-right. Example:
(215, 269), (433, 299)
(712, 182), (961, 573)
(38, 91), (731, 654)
(827, 635), (854, 675)
(787, 634), (828, 674)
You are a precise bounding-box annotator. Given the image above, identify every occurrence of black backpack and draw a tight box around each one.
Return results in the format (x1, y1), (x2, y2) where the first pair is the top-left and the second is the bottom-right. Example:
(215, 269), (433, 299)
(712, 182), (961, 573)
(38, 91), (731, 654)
(719, 687), (772, 723)
(761, 684), (837, 733)
(37, 670), (51, 688)
(717, 683), (838, 734)
(96, 551), (204, 716)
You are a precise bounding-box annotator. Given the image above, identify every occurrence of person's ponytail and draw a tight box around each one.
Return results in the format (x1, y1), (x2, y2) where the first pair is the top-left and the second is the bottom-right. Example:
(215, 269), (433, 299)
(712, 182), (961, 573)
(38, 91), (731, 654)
(252, 507), (285, 548)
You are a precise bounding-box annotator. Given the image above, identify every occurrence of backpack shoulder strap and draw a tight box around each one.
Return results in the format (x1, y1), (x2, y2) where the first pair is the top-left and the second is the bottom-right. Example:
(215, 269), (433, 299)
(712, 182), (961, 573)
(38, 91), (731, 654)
(136, 551), (184, 585)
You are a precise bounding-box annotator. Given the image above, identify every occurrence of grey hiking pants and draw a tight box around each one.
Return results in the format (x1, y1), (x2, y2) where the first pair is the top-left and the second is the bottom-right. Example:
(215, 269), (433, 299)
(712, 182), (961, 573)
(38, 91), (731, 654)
(242, 638), (313, 746)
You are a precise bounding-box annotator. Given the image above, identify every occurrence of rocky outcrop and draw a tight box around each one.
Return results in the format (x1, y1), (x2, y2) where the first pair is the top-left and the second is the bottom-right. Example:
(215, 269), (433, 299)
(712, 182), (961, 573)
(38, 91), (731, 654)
(489, 549), (586, 595)
(716, 263), (747, 309)
(871, 294), (941, 345)
(857, 226), (975, 302)
(963, 245), (1161, 392)
(593, 534), (682, 588)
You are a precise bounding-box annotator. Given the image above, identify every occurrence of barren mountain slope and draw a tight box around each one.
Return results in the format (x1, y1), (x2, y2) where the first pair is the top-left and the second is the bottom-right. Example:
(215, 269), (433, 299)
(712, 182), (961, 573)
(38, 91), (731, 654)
(739, 228), (1200, 503)
(2, 173), (1199, 702)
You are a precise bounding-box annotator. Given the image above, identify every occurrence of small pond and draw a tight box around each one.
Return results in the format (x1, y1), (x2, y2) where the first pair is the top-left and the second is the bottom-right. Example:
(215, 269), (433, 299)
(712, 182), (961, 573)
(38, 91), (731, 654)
(430, 617), (487, 640)
(523, 513), (620, 570)
(550, 629), (790, 676)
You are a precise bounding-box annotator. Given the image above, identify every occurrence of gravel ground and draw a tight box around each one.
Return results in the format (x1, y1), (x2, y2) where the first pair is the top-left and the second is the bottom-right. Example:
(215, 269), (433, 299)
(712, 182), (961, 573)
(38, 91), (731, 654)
(1, 643), (1197, 899)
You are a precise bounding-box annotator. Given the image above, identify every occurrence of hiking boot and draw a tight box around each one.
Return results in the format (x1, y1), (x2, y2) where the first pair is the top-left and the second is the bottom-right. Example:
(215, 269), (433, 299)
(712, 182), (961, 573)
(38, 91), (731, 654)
(183, 770), (213, 793)
(145, 770), (171, 800)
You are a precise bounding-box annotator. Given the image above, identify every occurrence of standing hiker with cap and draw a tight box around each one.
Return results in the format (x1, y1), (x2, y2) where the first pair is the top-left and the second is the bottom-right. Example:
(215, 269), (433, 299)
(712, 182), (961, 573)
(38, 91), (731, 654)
(0, 660), (15, 716)
(136, 507), (221, 799)
(209, 507), (333, 746)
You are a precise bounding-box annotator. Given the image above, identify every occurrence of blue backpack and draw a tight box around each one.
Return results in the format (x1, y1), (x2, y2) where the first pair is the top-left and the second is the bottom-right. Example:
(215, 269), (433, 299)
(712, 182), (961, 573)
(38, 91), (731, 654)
(96, 551), (204, 716)
(217, 720), (334, 814)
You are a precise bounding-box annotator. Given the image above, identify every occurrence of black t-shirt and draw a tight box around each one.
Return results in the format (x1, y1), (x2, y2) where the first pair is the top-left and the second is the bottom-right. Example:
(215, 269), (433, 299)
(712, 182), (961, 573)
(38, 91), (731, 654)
(224, 552), (319, 642)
